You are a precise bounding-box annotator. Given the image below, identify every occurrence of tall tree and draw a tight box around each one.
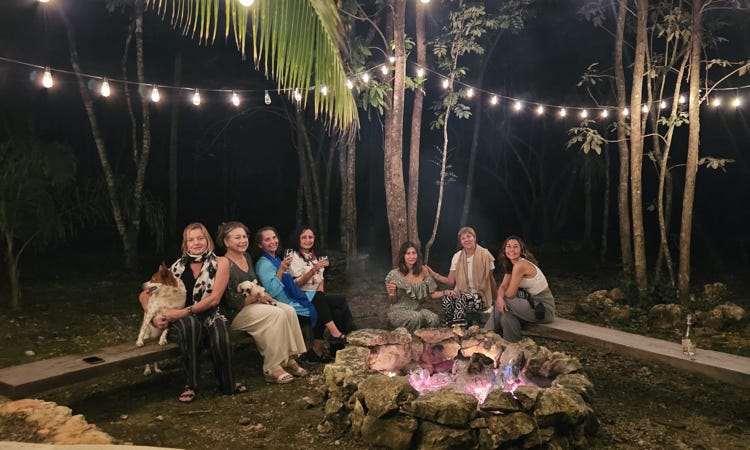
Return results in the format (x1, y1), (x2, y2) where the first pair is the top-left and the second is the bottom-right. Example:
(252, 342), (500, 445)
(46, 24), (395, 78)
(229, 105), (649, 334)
(406, 0), (427, 246)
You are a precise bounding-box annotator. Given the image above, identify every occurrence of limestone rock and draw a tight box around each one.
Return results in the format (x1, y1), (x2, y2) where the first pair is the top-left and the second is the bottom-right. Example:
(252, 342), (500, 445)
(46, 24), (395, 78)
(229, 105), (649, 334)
(704, 302), (746, 330)
(357, 374), (418, 418)
(360, 414), (418, 450)
(701, 282), (730, 309)
(367, 343), (412, 372)
(419, 420), (475, 450)
(414, 327), (456, 344)
(533, 387), (589, 427)
(480, 389), (521, 413)
(485, 412), (536, 443)
(648, 303), (683, 329)
(408, 391), (477, 426)
(552, 373), (595, 402)
(347, 328), (390, 347)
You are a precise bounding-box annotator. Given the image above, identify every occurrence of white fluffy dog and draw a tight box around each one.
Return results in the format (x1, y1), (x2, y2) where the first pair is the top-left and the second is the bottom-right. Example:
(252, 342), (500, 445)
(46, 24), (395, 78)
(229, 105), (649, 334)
(237, 280), (266, 300)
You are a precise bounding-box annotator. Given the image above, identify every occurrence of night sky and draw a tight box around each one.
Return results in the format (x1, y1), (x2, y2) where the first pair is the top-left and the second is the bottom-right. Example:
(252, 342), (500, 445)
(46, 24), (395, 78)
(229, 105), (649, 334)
(2, 0), (750, 274)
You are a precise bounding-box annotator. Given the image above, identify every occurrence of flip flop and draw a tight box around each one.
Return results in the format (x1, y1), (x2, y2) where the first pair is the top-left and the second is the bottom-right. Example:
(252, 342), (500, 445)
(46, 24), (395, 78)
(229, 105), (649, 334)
(178, 386), (195, 403)
(263, 371), (295, 384)
(284, 363), (308, 377)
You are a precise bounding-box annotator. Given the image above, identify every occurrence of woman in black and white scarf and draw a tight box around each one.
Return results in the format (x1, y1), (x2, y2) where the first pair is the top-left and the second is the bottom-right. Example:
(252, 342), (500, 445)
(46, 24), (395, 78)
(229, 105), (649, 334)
(140, 222), (245, 403)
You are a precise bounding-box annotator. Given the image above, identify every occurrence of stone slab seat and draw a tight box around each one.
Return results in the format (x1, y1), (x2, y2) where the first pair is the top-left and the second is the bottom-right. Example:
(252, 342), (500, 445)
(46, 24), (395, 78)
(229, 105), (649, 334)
(0, 331), (254, 400)
(523, 317), (750, 389)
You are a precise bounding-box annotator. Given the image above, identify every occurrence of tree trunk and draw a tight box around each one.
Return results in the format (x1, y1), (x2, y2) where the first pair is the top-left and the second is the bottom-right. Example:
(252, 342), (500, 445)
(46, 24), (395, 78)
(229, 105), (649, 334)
(614, 0), (633, 273)
(600, 142), (610, 265)
(5, 234), (20, 311)
(383, 0), (408, 266)
(168, 52), (182, 251)
(339, 133), (357, 265)
(679, 0), (703, 304)
(424, 108), (451, 265)
(406, 1), (426, 246)
(629, 0), (649, 291)
(583, 156), (593, 246)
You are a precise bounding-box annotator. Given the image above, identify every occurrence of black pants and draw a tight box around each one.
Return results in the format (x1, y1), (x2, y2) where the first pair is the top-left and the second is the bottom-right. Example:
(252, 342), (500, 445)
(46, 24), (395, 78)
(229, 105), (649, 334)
(298, 292), (356, 339)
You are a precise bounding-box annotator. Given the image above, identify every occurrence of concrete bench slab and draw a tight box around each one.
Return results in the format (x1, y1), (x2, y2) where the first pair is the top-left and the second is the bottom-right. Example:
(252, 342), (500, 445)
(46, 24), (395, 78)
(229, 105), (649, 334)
(524, 318), (750, 388)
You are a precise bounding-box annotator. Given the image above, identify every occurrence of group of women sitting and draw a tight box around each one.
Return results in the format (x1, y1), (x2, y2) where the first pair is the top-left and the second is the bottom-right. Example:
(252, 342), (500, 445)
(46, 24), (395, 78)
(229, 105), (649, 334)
(140, 222), (555, 403)
(384, 226), (555, 342)
(139, 222), (355, 403)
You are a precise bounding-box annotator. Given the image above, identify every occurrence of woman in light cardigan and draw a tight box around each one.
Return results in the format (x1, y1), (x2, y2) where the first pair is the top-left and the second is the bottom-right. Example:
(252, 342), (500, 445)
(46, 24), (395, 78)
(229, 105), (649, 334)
(427, 227), (497, 328)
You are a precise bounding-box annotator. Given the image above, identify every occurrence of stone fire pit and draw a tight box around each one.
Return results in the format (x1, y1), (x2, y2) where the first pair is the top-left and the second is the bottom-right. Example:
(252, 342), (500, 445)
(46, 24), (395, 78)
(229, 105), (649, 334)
(321, 327), (598, 449)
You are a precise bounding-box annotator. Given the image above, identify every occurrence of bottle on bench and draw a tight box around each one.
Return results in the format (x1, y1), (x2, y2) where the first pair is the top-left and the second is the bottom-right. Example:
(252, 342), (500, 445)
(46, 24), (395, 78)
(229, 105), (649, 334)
(681, 314), (696, 359)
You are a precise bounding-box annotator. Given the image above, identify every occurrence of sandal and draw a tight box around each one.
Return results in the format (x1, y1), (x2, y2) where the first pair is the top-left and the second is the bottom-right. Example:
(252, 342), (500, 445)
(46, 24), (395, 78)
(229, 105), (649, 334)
(234, 383), (248, 394)
(178, 386), (195, 403)
(263, 370), (295, 384)
(284, 361), (308, 377)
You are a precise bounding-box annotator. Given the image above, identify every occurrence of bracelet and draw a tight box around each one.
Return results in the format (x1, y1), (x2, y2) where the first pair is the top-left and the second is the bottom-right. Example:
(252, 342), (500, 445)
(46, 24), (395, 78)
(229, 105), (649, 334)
(187, 305), (195, 316)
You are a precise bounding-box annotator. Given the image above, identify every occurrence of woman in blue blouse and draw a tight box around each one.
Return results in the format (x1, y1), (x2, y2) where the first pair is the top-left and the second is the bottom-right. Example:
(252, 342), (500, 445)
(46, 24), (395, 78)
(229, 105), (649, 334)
(252, 226), (346, 363)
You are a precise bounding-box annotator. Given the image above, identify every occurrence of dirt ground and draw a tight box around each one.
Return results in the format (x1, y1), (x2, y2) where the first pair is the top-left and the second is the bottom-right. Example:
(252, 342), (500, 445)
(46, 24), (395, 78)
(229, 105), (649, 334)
(1, 254), (750, 449)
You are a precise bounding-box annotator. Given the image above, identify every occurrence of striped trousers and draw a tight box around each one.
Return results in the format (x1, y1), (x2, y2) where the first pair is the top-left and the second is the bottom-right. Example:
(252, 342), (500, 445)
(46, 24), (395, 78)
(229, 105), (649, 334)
(168, 312), (235, 395)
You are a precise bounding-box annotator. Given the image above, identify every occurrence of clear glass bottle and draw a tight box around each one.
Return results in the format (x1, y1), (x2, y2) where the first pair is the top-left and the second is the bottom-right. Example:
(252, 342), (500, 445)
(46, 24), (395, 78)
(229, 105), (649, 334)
(681, 314), (696, 358)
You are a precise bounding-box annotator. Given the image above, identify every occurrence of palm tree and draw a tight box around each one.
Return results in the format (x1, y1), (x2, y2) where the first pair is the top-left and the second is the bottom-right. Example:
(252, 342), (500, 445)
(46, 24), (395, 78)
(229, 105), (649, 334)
(147, 0), (358, 131)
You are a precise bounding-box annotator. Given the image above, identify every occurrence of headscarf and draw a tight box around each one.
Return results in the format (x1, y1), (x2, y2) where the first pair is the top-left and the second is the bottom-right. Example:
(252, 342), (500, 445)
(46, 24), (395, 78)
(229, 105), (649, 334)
(170, 251), (225, 326)
(262, 252), (317, 326)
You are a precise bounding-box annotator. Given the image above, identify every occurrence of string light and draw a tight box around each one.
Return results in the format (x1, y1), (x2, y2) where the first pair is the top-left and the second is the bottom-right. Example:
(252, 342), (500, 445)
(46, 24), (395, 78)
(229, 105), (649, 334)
(345, 79), (353, 90)
(321, 85), (328, 96)
(466, 88), (474, 98)
(420, 0), (431, 3)
(388, 56), (395, 64)
(642, 104), (649, 113)
(490, 95), (498, 105)
(679, 95), (686, 104)
(192, 89), (201, 106)
(100, 78), (110, 97)
(380, 65), (388, 75)
(442, 78), (449, 89)
(580, 110), (588, 118)
(38, 0), (50, 3)
(264, 89), (271, 105)
(42, 67), (53, 88)
(559, 108), (567, 117)
(239, 0), (255, 6)
(733, 96), (741, 107)
(416, 68), (425, 78)
(513, 101), (522, 111)
(623, 108), (629, 116)
(150, 85), (160, 103)
(361, 73), (370, 83)
(660, 100), (667, 109)
(231, 91), (240, 106)
(293, 88), (302, 102)
(600, 109), (608, 118)
(712, 97), (721, 107)
(536, 105), (544, 115)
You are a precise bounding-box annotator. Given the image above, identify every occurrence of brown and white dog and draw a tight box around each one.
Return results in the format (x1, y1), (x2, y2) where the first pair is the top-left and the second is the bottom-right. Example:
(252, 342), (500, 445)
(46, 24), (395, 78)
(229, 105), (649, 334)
(237, 280), (266, 300)
(136, 263), (186, 348)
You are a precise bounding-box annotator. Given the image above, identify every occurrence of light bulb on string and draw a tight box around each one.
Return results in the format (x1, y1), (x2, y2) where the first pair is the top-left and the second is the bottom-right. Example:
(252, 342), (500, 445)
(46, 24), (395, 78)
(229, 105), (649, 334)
(600, 109), (608, 118)
(490, 96), (498, 106)
(192, 89), (201, 106)
(231, 91), (240, 106)
(513, 101), (522, 111)
(712, 97), (721, 107)
(321, 85), (328, 96)
(38, 0), (50, 3)
(388, 56), (395, 64)
(442, 78), (449, 89)
(466, 88), (474, 98)
(294, 88), (302, 102)
(150, 85), (160, 102)
(660, 101), (667, 109)
(420, 0), (430, 3)
(623, 107), (629, 116)
(264, 90), (271, 105)
(345, 79), (353, 89)
(733, 96), (741, 108)
(416, 68), (425, 78)
(580, 110), (588, 118)
(535, 105), (544, 115)
(678, 95), (686, 104)
(380, 65), (388, 75)
(642, 104), (649, 113)
(239, 0), (255, 6)
(559, 108), (567, 117)
(42, 67), (53, 88)
(100, 78), (110, 97)
(361, 73), (370, 83)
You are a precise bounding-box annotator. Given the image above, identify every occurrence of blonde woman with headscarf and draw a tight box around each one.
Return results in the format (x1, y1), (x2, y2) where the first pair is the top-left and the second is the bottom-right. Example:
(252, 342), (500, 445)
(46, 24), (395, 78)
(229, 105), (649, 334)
(427, 227), (497, 329)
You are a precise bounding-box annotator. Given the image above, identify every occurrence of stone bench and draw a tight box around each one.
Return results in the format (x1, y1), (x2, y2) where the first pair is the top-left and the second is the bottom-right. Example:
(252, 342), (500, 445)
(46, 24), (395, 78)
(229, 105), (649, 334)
(523, 317), (750, 388)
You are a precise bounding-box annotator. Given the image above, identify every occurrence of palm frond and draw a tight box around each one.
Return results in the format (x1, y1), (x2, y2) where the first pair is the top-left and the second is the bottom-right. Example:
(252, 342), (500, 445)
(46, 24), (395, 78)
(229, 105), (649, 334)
(146, 0), (358, 131)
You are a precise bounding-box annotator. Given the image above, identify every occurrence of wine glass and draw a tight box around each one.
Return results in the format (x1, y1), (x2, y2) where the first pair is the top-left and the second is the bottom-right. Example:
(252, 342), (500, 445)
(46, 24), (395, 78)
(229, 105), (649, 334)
(284, 248), (294, 259)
